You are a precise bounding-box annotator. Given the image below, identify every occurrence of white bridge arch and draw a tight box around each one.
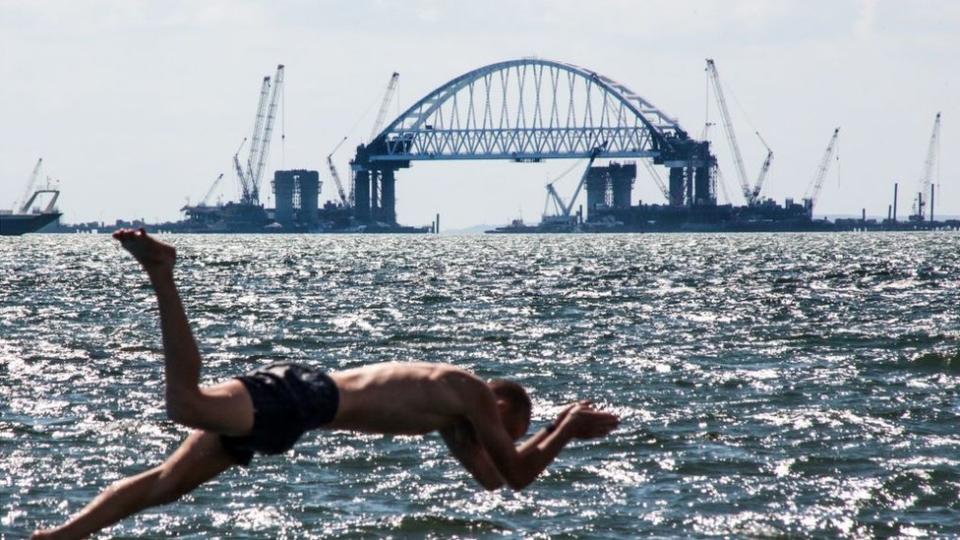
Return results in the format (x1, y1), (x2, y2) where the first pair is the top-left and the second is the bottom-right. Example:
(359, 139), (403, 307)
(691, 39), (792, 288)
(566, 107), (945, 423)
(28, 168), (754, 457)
(360, 58), (705, 164)
(350, 59), (716, 223)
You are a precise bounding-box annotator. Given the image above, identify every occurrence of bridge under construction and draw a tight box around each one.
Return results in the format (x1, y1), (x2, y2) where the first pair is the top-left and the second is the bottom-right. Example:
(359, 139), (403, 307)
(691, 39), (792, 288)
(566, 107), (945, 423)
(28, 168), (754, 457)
(350, 58), (716, 228)
(157, 58), (949, 235)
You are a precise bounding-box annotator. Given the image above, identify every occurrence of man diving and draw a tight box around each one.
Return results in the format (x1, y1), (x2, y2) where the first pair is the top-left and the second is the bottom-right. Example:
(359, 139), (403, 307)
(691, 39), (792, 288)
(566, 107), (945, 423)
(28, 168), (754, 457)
(33, 228), (619, 539)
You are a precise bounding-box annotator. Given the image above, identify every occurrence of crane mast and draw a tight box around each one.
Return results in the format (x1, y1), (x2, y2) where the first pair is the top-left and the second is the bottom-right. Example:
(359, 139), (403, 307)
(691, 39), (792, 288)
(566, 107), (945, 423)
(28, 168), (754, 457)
(706, 59), (753, 205)
(232, 138), (249, 200)
(802, 127), (840, 214)
(326, 136), (350, 206)
(915, 112), (941, 220)
(15, 158), (43, 213)
(245, 76), (272, 195)
(251, 64), (284, 204)
(369, 72), (400, 142)
(751, 131), (773, 201)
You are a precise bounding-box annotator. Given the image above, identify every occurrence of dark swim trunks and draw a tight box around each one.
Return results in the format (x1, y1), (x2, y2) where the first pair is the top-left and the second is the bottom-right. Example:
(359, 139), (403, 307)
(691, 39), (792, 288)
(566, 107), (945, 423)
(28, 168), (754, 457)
(220, 362), (339, 466)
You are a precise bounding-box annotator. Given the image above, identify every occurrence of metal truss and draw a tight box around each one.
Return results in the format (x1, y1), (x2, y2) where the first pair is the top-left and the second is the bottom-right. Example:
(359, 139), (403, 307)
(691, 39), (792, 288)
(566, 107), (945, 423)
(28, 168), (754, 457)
(367, 58), (689, 163)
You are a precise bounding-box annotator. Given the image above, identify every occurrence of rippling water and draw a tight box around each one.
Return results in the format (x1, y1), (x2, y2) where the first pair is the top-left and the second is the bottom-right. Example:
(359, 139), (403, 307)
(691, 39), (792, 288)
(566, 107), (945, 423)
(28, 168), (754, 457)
(2, 233), (960, 538)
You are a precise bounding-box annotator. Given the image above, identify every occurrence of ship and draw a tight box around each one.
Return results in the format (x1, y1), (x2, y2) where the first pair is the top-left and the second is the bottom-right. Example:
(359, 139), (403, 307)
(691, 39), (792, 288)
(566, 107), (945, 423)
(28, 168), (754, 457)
(0, 187), (61, 236)
(486, 218), (543, 234)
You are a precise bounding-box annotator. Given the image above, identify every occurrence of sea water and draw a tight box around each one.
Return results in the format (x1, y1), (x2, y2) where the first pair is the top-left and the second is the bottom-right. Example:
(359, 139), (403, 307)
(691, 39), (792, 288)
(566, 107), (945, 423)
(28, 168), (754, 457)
(2, 233), (959, 538)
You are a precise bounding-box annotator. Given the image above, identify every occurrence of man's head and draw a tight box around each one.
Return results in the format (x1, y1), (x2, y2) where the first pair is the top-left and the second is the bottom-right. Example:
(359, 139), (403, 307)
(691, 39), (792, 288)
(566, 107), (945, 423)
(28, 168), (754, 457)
(488, 379), (531, 440)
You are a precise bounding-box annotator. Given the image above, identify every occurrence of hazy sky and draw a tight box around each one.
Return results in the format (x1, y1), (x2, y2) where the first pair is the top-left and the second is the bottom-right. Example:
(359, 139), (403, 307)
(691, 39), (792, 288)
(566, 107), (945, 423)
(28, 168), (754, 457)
(2, 0), (957, 228)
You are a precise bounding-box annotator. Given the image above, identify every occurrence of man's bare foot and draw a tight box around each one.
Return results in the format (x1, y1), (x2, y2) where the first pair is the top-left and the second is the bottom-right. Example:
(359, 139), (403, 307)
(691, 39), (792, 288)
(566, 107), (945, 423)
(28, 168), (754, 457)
(112, 228), (176, 275)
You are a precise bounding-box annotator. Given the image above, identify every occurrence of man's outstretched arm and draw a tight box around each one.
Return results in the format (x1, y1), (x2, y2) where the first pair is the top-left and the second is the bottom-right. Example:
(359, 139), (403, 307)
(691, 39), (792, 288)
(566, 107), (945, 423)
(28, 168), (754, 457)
(440, 421), (505, 490)
(441, 401), (592, 491)
(459, 381), (619, 490)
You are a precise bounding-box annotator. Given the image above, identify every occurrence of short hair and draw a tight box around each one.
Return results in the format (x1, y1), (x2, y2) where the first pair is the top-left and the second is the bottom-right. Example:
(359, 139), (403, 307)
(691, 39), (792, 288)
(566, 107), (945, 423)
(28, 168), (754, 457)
(488, 379), (531, 421)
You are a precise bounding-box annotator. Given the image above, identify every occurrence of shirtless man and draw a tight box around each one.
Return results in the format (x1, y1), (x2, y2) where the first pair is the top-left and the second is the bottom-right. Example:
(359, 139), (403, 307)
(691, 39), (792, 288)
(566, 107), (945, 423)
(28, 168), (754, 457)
(32, 229), (619, 539)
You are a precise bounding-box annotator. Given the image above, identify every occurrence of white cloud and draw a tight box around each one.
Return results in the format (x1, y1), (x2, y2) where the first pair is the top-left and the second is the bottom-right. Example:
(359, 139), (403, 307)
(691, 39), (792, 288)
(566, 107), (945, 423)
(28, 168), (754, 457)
(853, 0), (878, 39)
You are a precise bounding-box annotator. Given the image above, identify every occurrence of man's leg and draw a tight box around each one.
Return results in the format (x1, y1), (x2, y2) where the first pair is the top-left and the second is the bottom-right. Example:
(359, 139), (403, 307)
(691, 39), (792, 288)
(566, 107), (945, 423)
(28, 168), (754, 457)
(32, 431), (236, 540)
(113, 229), (253, 435)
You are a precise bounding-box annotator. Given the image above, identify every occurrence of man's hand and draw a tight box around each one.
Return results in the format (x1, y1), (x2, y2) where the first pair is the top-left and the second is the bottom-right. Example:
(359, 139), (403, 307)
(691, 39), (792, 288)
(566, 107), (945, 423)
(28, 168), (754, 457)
(552, 400), (592, 426)
(558, 403), (619, 439)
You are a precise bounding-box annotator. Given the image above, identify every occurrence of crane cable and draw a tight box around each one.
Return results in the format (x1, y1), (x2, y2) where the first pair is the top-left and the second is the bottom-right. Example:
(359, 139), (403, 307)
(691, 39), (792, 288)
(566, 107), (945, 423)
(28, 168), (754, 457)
(281, 77), (286, 170)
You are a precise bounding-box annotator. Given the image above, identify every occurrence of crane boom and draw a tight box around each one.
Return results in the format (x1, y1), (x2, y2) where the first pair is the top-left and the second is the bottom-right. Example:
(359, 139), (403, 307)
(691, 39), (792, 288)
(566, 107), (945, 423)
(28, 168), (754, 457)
(251, 64), (285, 203)
(369, 72), (400, 142)
(706, 59), (753, 205)
(200, 173), (225, 207)
(640, 159), (670, 201)
(563, 144), (607, 216)
(545, 142), (608, 217)
(326, 137), (349, 206)
(232, 138), (249, 200)
(803, 127), (840, 212)
(918, 112), (941, 218)
(15, 158), (43, 213)
(246, 76), (272, 193)
(751, 131), (773, 201)
(545, 184), (566, 216)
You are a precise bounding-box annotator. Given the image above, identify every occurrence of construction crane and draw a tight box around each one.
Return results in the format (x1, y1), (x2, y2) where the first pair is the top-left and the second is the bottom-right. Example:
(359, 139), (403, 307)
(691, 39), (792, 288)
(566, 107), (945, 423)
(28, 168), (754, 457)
(543, 160), (583, 216)
(198, 173), (225, 207)
(232, 138), (249, 200)
(706, 59), (774, 206)
(706, 59), (753, 205)
(332, 71), (400, 206)
(369, 72), (400, 142)
(913, 112), (941, 220)
(245, 76), (272, 195)
(802, 127), (840, 215)
(326, 136), (350, 206)
(544, 142), (608, 218)
(250, 64), (284, 204)
(750, 131), (774, 202)
(14, 158), (43, 213)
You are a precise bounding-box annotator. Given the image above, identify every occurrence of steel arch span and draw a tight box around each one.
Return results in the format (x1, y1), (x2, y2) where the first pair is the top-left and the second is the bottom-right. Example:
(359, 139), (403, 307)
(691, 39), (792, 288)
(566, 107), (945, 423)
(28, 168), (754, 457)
(356, 58), (707, 165)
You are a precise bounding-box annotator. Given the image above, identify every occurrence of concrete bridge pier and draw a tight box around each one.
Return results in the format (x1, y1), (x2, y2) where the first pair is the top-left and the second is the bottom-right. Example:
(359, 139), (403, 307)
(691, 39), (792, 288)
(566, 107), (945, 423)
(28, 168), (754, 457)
(370, 174), (381, 221)
(693, 165), (714, 206)
(669, 167), (685, 207)
(379, 168), (397, 224)
(353, 169), (371, 222)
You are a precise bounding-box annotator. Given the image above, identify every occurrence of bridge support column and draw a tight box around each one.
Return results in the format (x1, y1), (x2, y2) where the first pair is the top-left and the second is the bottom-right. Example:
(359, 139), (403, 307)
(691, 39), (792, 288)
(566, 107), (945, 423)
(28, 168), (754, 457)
(586, 167), (607, 220)
(669, 167), (685, 207)
(611, 162), (635, 208)
(685, 167), (696, 207)
(353, 169), (370, 222)
(370, 173), (381, 222)
(694, 166), (713, 206)
(380, 168), (396, 224)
